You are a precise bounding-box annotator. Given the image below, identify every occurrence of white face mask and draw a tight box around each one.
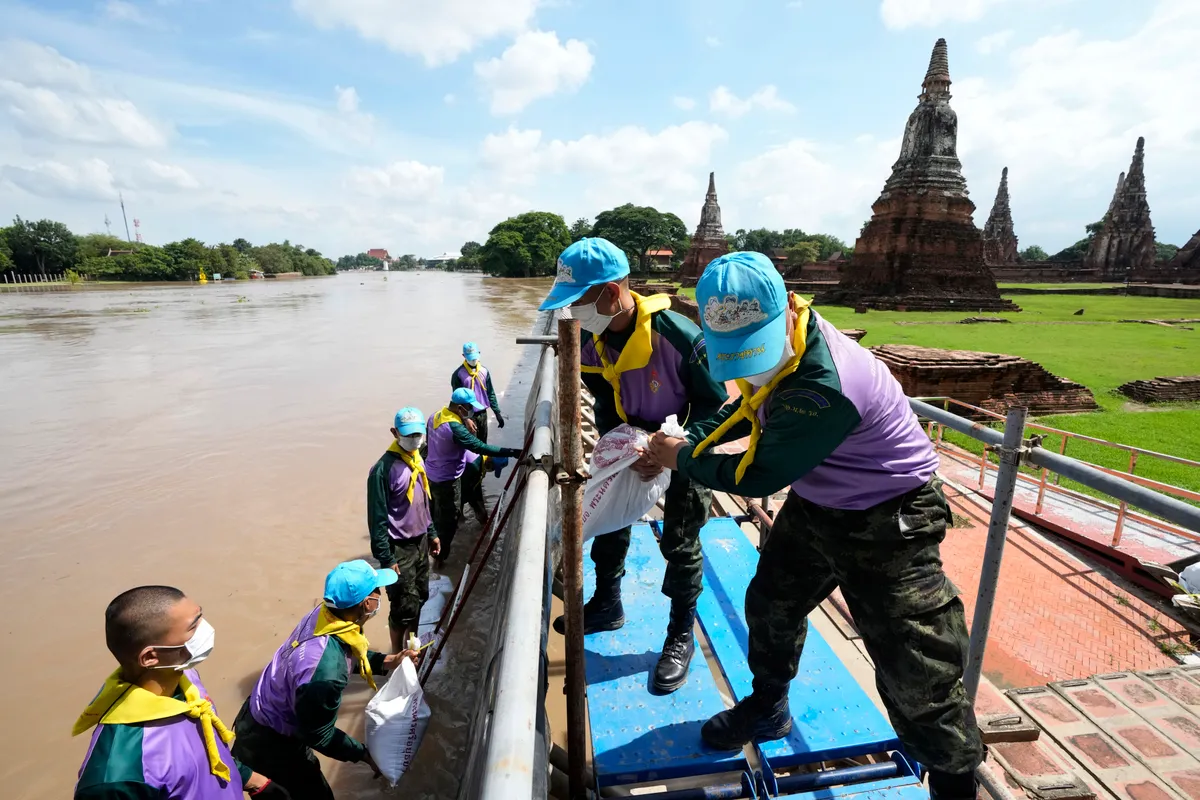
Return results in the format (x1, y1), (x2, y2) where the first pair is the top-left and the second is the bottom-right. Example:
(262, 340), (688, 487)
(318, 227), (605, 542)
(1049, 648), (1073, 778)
(569, 295), (625, 334)
(465, 358), (478, 367)
(398, 434), (424, 452)
(744, 339), (795, 388)
(150, 618), (216, 671)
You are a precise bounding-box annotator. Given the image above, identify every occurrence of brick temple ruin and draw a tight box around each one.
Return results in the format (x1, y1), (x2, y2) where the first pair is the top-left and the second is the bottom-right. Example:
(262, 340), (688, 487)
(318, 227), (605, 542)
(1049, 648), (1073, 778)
(820, 39), (1017, 312)
(872, 345), (1099, 416)
(1117, 376), (1200, 404)
(1084, 137), (1157, 281)
(676, 172), (729, 287)
(982, 167), (1020, 266)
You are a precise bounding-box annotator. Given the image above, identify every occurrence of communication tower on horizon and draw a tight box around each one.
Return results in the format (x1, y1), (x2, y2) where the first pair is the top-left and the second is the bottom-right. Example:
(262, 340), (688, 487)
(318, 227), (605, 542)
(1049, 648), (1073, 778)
(119, 193), (132, 242)
(104, 214), (112, 236)
(134, 219), (143, 243)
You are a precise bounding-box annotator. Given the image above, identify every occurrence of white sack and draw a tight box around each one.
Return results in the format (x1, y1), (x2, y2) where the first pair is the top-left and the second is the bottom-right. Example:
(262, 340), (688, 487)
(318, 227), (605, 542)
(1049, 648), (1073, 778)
(365, 656), (431, 786)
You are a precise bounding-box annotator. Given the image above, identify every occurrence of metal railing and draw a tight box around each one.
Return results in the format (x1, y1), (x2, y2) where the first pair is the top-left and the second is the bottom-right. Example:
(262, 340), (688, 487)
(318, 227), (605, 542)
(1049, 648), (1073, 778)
(920, 396), (1200, 549)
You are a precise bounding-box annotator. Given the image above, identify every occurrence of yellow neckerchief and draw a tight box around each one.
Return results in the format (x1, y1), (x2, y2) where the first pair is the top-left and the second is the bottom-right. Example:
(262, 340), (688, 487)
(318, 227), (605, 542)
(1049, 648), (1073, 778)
(692, 295), (812, 484)
(580, 292), (673, 423)
(306, 604), (377, 690)
(387, 441), (431, 501)
(432, 406), (463, 430)
(73, 669), (236, 782)
(461, 360), (484, 392)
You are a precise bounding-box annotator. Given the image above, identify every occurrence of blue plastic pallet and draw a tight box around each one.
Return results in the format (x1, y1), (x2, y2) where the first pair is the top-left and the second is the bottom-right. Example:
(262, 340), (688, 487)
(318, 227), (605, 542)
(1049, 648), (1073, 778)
(695, 518), (901, 770)
(583, 522), (747, 787)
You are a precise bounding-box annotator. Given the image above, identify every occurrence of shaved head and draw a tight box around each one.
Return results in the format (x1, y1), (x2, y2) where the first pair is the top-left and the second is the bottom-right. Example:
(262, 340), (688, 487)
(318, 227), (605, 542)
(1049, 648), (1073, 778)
(105, 586), (186, 666)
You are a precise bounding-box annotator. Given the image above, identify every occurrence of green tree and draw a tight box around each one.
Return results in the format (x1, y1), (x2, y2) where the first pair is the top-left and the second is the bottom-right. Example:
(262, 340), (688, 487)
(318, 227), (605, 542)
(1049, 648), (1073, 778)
(83, 245), (176, 281)
(569, 217), (592, 242)
(783, 241), (820, 267)
(798, 233), (849, 260)
(0, 227), (12, 273)
(480, 212), (571, 278)
(1049, 220), (1103, 262)
(590, 204), (687, 272)
(395, 254), (418, 270)
(232, 238), (252, 254)
(1155, 242), (1179, 262)
(6, 216), (79, 275)
(78, 233), (130, 261)
(1019, 245), (1049, 261)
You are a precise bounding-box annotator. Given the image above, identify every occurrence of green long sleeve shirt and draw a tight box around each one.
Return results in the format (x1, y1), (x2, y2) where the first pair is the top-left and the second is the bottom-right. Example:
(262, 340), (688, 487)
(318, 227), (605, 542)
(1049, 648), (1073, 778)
(448, 421), (519, 458)
(367, 450), (438, 569)
(584, 308), (729, 436)
(292, 641), (389, 763)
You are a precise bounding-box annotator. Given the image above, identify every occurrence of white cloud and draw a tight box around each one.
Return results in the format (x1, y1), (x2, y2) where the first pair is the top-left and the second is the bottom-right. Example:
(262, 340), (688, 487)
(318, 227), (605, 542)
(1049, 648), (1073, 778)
(143, 159), (200, 190)
(291, 0), (539, 67)
(673, 96), (696, 110)
(475, 30), (593, 115)
(0, 158), (119, 200)
(481, 122), (728, 214)
(975, 29), (1014, 54)
(103, 0), (150, 25)
(444, 93), (456, 104)
(334, 85), (360, 113)
(787, 1), (804, 8)
(879, 0), (1004, 30)
(709, 85), (796, 118)
(705, 36), (721, 47)
(347, 160), (446, 197)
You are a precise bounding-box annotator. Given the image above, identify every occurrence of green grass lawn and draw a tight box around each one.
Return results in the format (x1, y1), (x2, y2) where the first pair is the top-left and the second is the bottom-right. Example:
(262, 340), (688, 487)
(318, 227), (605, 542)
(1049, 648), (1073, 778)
(814, 294), (1200, 493)
(996, 282), (1125, 290)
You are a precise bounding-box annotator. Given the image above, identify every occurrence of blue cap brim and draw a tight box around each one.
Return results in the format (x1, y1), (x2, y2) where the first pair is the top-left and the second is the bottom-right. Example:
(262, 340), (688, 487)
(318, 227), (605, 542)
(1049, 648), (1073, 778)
(375, 568), (398, 588)
(539, 282), (591, 311)
(706, 312), (788, 382)
(468, 399), (487, 412)
(395, 420), (425, 436)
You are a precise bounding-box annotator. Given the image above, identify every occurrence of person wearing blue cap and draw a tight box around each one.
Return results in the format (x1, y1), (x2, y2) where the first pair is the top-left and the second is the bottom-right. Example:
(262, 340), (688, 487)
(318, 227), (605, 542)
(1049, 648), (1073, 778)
(367, 406), (441, 654)
(540, 237), (728, 694)
(425, 387), (523, 565)
(647, 251), (983, 799)
(450, 342), (505, 444)
(233, 560), (417, 800)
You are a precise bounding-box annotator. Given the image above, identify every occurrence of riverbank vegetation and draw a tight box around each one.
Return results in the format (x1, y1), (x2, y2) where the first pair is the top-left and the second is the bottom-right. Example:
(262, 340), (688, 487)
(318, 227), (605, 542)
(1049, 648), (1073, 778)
(1, 217), (337, 282)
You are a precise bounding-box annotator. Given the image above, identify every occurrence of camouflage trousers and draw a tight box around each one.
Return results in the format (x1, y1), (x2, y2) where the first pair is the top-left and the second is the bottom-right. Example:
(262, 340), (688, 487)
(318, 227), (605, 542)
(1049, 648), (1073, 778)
(429, 478), (462, 556)
(385, 534), (430, 634)
(747, 478), (984, 775)
(590, 471), (712, 606)
(472, 410), (489, 444)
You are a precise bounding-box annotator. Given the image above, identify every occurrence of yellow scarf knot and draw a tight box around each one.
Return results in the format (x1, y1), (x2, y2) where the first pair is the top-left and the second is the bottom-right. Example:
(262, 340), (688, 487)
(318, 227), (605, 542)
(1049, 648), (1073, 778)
(308, 604), (377, 690)
(73, 670), (236, 783)
(387, 441), (431, 502)
(580, 292), (673, 423)
(461, 360), (483, 392)
(431, 406), (463, 430)
(692, 295), (812, 484)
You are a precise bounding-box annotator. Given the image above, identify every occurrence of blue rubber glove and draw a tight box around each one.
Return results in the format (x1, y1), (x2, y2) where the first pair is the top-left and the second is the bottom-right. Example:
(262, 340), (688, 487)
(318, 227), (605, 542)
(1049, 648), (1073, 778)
(490, 456), (510, 477)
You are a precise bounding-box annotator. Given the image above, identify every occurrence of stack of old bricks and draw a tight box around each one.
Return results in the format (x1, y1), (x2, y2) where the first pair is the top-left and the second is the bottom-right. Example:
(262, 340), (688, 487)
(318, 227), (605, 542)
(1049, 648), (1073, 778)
(1117, 376), (1200, 403)
(871, 344), (1099, 416)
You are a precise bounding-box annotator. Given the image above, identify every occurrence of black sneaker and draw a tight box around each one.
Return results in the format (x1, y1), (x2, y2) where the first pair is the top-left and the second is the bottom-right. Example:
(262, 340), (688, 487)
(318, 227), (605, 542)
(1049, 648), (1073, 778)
(553, 594), (625, 635)
(701, 693), (792, 750)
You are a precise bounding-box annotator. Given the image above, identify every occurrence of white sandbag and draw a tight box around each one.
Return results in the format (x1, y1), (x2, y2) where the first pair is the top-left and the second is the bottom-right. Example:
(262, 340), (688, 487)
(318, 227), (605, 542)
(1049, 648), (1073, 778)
(417, 574), (453, 637)
(1181, 562), (1200, 594)
(365, 656), (431, 786)
(581, 416), (685, 541)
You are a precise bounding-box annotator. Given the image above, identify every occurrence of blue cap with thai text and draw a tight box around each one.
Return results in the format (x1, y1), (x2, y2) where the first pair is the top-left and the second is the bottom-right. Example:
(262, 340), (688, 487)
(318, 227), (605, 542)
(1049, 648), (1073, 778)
(394, 407), (426, 436)
(695, 251), (788, 382)
(538, 238), (630, 311)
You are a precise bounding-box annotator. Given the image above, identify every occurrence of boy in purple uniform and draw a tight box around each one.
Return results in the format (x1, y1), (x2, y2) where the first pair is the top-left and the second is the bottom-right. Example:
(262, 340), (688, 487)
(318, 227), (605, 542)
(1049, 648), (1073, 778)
(74, 586), (286, 800)
(650, 252), (984, 800)
(232, 561), (414, 800)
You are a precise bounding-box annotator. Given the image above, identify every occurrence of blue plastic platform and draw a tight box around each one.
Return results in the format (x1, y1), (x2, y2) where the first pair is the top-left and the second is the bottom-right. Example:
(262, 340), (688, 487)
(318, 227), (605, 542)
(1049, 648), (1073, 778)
(696, 518), (901, 769)
(778, 776), (929, 800)
(583, 522), (746, 787)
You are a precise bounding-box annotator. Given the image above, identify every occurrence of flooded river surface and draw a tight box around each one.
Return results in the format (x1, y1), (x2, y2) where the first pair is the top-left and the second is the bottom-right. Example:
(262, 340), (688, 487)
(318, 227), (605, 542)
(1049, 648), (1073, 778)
(0, 273), (547, 799)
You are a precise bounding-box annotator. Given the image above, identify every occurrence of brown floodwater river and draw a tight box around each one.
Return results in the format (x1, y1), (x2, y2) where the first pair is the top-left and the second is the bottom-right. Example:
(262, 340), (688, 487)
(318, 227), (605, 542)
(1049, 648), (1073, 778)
(0, 273), (548, 798)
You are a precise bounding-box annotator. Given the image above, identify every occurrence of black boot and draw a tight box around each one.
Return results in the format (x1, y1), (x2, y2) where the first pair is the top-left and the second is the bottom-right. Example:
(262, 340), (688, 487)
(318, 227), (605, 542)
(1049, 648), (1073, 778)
(553, 582), (625, 635)
(929, 771), (979, 800)
(652, 602), (696, 694)
(701, 692), (792, 750)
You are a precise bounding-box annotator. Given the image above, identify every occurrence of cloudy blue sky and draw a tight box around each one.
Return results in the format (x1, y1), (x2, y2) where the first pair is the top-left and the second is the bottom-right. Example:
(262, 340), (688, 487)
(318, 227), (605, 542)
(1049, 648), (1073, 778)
(0, 0), (1196, 259)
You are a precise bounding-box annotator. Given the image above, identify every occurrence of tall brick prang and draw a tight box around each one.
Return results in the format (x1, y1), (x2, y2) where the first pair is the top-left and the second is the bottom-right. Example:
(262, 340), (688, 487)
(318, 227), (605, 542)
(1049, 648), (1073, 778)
(1085, 137), (1156, 281)
(677, 172), (730, 285)
(821, 38), (1016, 312)
(982, 167), (1020, 266)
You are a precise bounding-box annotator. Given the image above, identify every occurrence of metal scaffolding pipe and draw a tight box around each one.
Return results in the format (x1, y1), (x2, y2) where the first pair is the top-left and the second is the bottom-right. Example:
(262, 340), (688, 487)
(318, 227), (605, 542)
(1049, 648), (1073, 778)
(477, 340), (556, 800)
(963, 407), (1027, 702)
(557, 317), (588, 800)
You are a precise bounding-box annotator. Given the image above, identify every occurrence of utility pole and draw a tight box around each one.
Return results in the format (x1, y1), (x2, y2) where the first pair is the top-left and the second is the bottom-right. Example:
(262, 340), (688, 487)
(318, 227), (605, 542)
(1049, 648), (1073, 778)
(119, 194), (132, 242)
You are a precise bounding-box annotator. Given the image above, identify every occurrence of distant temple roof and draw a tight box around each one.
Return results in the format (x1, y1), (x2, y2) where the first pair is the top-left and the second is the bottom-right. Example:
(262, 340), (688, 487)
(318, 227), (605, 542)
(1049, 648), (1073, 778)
(367, 248), (391, 260)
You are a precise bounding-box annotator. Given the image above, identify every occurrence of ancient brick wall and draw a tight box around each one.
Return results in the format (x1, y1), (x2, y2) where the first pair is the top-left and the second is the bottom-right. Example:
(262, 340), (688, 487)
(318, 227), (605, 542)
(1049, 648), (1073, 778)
(1117, 376), (1200, 403)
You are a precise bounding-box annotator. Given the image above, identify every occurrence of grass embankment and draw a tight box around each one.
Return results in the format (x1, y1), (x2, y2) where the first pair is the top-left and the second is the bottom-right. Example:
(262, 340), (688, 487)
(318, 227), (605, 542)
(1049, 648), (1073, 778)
(996, 282), (1125, 290)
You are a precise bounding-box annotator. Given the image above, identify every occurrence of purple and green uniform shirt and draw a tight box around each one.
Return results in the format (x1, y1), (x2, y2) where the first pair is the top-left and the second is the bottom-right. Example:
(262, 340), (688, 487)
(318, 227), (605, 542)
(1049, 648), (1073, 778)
(244, 606), (387, 763)
(367, 450), (438, 567)
(424, 412), (519, 484)
(679, 311), (939, 510)
(75, 670), (250, 800)
(450, 363), (502, 420)
(583, 307), (728, 437)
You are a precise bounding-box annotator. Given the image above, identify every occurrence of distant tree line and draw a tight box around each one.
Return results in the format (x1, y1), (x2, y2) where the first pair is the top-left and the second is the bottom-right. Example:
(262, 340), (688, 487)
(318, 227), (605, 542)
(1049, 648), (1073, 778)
(0, 217), (336, 281)
(1019, 220), (1179, 263)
